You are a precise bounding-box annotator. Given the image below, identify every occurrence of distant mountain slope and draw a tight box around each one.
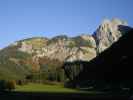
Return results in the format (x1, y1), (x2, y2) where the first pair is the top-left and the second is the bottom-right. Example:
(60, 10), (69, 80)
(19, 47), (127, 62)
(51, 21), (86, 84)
(0, 18), (132, 79)
(0, 46), (32, 79)
(0, 35), (96, 79)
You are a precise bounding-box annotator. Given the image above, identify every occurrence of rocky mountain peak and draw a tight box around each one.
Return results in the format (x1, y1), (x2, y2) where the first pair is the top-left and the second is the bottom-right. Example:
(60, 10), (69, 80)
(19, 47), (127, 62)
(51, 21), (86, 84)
(93, 18), (130, 53)
(111, 18), (127, 25)
(2, 18), (130, 63)
(0, 18), (132, 79)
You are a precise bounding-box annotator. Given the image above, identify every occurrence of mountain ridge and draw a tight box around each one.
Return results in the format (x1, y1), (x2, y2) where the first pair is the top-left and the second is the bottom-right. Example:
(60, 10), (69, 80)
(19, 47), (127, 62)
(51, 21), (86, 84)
(0, 18), (132, 79)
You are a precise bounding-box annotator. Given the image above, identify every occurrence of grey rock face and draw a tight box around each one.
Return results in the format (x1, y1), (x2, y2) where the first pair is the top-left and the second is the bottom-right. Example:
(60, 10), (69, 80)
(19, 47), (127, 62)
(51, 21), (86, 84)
(17, 35), (97, 62)
(2, 18), (131, 63)
(93, 18), (129, 53)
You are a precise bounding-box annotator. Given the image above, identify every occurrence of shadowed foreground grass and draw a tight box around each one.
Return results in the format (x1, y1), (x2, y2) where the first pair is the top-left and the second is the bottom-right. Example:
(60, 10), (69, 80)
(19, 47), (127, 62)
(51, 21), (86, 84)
(0, 83), (131, 100)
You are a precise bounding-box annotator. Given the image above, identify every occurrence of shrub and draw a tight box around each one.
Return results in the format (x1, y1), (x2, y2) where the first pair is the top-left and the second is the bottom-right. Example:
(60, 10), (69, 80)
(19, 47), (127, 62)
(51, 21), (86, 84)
(6, 80), (16, 91)
(17, 80), (28, 85)
(0, 80), (6, 91)
(17, 80), (23, 85)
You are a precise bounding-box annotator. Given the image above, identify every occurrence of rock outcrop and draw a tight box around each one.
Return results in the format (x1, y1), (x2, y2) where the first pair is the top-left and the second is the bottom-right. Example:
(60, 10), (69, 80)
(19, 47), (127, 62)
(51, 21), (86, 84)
(17, 35), (97, 62)
(0, 18), (132, 79)
(93, 18), (130, 53)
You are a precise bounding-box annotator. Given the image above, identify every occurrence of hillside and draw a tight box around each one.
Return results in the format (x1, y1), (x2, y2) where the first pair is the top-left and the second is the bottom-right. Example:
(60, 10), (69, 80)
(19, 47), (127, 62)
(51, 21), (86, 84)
(0, 18), (132, 80)
(63, 29), (133, 89)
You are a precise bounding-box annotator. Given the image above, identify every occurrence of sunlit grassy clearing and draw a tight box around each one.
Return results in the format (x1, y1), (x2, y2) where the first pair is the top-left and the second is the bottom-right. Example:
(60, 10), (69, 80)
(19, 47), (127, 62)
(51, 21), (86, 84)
(15, 83), (101, 94)
(16, 83), (80, 93)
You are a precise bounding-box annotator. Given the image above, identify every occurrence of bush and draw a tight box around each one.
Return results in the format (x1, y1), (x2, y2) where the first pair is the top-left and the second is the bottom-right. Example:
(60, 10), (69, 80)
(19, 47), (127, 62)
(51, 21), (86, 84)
(0, 80), (6, 91)
(6, 80), (16, 91)
(0, 80), (16, 91)
(16, 80), (28, 85)
(17, 80), (23, 85)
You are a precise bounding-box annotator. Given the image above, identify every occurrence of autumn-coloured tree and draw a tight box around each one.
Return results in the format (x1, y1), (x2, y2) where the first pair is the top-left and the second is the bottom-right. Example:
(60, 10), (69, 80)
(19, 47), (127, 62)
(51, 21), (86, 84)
(6, 80), (16, 91)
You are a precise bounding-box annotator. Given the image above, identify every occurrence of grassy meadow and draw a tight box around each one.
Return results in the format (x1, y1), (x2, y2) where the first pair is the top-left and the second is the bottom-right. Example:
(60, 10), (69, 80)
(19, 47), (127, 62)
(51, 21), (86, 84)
(15, 83), (102, 94)
(15, 83), (77, 93)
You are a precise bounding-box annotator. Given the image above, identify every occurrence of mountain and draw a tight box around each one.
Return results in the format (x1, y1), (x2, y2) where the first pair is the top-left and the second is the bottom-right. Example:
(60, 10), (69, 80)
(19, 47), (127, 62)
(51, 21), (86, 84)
(0, 18), (132, 79)
(63, 29), (133, 89)
(17, 35), (97, 62)
(0, 35), (96, 79)
(93, 18), (132, 53)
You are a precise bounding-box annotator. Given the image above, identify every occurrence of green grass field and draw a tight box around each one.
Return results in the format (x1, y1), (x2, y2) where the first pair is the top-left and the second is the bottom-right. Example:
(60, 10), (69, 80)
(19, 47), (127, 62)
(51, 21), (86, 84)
(15, 83), (76, 93)
(15, 83), (101, 94)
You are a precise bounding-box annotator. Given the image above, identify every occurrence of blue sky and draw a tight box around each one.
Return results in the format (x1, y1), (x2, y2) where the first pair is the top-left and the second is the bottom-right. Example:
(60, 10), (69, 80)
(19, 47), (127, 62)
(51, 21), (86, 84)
(0, 0), (133, 48)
